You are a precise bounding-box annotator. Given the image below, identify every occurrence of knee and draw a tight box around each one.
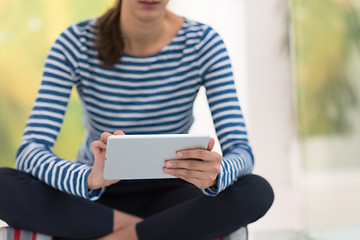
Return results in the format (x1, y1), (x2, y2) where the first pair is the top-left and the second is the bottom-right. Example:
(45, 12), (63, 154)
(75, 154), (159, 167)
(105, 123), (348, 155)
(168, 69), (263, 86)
(243, 174), (274, 216)
(0, 168), (28, 225)
(0, 167), (33, 199)
(221, 174), (274, 224)
(0, 167), (19, 189)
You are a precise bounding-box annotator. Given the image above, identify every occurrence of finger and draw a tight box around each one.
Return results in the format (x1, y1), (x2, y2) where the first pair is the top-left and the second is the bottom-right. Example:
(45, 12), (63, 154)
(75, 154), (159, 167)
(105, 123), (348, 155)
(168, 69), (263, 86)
(176, 149), (213, 162)
(92, 141), (107, 161)
(175, 175), (203, 188)
(183, 177), (212, 189)
(165, 160), (211, 171)
(163, 167), (207, 180)
(113, 130), (125, 135)
(100, 132), (112, 144)
(91, 141), (107, 169)
(92, 140), (107, 151)
(104, 179), (121, 187)
(207, 137), (215, 151)
(167, 173), (213, 189)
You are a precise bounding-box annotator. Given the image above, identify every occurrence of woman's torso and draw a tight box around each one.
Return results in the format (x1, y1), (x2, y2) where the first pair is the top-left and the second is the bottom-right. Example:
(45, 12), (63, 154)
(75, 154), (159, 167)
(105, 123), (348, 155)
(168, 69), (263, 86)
(73, 18), (207, 164)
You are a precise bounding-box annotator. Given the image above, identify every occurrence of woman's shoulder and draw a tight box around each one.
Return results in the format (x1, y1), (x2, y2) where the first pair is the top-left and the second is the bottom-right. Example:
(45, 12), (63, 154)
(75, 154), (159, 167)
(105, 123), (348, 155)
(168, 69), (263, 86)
(53, 18), (97, 46)
(52, 17), (98, 57)
(48, 18), (98, 68)
(65, 18), (98, 40)
(182, 18), (220, 42)
(181, 18), (223, 50)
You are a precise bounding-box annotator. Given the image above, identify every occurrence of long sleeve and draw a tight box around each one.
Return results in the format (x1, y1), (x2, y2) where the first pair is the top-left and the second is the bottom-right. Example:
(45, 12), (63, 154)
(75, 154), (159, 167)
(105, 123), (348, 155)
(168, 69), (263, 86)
(15, 25), (103, 200)
(196, 26), (254, 196)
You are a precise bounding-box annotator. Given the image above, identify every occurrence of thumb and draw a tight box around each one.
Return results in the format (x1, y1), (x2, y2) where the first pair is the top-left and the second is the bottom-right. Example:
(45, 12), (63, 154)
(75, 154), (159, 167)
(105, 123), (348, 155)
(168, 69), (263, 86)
(113, 130), (125, 135)
(92, 141), (107, 165)
(207, 137), (215, 151)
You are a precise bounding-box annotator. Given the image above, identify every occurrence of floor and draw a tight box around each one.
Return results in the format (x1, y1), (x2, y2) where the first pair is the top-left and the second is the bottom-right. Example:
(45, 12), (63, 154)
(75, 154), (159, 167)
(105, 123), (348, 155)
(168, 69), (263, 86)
(250, 230), (300, 240)
(249, 227), (360, 240)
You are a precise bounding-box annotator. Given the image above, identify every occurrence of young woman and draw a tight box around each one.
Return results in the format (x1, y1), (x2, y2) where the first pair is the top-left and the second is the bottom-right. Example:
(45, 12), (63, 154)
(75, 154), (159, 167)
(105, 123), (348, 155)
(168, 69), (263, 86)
(0, 0), (274, 239)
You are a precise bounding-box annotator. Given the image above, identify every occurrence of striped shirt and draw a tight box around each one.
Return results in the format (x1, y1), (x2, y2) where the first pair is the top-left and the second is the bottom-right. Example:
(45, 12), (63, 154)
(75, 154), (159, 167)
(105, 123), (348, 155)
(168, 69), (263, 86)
(16, 18), (254, 201)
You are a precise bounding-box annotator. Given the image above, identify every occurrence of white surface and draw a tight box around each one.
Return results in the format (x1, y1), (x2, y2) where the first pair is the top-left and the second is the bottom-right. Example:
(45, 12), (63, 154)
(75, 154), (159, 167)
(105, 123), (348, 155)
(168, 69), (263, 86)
(0, 219), (7, 227)
(249, 230), (300, 240)
(244, 0), (296, 190)
(300, 170), (360, 229)
(244, 0), (301, 232)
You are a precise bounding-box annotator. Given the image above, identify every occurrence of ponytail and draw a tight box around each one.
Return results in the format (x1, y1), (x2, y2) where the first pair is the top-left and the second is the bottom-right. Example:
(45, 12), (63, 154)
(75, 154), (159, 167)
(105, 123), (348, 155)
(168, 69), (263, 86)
(95, 0), (123, 68)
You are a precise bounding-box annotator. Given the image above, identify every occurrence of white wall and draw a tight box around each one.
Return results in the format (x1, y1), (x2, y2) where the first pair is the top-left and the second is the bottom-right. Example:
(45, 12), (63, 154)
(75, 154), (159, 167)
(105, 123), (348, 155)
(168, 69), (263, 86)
(168, 0), (248, 153)
(245, 0), (296, 189)
(244, 0), (300, 231)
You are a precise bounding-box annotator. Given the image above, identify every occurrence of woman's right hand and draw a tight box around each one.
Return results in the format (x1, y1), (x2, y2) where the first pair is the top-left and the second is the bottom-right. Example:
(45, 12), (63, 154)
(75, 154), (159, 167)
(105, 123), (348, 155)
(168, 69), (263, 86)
(87, 130), (125, 190)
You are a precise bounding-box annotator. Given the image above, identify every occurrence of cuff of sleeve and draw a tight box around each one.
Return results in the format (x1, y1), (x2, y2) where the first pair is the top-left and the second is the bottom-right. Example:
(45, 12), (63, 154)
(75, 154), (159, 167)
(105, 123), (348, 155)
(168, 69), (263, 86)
(81, 167), (106, 201)
(88, 187), (106, 201)
(201, 165), (225, 196)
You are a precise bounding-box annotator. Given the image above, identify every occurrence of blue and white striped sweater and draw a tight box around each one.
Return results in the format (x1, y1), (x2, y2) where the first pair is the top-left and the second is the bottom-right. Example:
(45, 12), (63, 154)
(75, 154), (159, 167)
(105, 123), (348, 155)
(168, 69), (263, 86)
(16, 18), (254, 201)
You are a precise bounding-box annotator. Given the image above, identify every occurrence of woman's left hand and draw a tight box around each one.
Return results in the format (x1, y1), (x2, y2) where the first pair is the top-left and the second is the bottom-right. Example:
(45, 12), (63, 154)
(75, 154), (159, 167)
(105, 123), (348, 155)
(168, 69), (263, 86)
(163, 137), (222, 189)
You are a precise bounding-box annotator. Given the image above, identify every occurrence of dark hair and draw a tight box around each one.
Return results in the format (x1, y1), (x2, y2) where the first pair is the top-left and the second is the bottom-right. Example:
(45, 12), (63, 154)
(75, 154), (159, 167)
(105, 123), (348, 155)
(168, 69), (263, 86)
(95, 0), (123, 68)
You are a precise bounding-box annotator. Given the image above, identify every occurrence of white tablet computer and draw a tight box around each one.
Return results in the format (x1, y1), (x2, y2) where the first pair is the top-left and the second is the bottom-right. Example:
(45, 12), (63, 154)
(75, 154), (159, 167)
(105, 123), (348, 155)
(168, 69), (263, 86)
(104, 134), (210, 180)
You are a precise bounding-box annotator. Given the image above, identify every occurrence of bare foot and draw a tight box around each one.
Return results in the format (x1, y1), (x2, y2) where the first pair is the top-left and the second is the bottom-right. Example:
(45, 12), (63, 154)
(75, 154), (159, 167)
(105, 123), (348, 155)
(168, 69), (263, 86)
(113, 210), (143, 232)
(98, 224), (138, 240)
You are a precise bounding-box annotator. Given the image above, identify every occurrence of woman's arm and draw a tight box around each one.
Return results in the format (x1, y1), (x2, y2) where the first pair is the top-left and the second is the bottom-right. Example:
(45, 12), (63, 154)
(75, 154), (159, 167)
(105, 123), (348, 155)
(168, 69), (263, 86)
(16, 24), (103, 200)
(197, 26), (254, 195)
(163, 25), (254, 196)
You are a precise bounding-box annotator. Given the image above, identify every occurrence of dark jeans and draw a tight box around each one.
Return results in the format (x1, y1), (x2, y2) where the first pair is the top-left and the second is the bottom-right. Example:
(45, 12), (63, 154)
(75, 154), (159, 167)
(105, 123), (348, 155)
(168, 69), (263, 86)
(0, 168), (274, 240)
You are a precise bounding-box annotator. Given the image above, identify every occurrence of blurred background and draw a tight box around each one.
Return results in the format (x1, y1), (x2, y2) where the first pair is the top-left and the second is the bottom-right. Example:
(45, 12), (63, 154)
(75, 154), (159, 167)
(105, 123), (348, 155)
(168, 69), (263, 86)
(1, 0), (360, 239)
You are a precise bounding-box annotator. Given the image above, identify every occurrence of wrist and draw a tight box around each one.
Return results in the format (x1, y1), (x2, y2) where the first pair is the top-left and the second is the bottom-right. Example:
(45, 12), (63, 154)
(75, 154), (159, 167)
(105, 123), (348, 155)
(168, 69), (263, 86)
(87, 171), (98, 190)
(210, 176), (218, 189)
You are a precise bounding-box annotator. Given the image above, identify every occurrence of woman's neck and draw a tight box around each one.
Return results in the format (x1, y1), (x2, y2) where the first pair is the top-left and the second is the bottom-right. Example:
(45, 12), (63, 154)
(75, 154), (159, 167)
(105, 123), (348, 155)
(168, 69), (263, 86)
(120, 10), (182, 56)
